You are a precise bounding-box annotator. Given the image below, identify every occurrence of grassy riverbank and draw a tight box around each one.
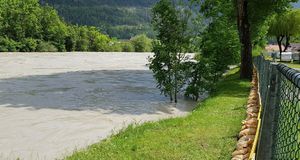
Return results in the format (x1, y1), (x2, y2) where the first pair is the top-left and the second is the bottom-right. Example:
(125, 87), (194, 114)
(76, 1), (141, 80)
(282, 62), (300, 69)
(66, 69), (250, 160)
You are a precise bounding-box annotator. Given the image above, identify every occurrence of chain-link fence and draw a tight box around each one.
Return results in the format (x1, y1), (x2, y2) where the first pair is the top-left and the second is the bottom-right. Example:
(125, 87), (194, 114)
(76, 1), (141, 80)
(253, 56), (300, 160)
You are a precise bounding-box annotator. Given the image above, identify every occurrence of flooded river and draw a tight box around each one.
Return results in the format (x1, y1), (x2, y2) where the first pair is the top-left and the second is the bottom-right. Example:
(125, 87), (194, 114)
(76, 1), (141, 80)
(0, 53), (195, 160)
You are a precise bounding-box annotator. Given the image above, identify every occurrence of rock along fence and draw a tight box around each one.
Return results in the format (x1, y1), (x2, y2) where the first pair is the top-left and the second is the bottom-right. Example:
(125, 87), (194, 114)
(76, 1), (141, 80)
(252, 56), (300, 160)
(232, 69), (260, 160)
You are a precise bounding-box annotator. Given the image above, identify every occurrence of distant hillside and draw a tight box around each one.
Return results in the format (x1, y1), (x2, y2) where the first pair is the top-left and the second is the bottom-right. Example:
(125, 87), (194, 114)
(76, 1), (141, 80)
(40, 0), (157, 7)
(40, 0), (158, 39)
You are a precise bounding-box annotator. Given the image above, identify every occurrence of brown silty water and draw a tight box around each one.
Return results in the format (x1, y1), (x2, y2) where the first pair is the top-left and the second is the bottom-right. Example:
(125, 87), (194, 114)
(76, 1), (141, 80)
(0, 52), (196, 160)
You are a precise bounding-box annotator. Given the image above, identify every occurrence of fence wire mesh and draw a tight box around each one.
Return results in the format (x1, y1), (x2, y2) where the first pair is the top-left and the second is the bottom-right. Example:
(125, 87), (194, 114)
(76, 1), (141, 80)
(254, 56), (300, 160)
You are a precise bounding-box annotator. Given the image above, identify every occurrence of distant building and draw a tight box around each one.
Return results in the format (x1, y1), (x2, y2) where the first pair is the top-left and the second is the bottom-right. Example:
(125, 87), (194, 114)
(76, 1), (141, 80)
(289, 43), (300, 61)
(266, 43), (300, 61)
(289, 43), (300, 52)
(266, 43), (300, 52)
(265, 44), (283, 52)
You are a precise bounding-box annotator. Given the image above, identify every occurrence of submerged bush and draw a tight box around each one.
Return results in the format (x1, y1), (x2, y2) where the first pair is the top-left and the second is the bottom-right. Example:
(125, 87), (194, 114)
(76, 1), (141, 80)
(0, 36), (20, 52)
(130, 34), (152, 52)
(20, 38), (38, 52)
(109, 42), (123, 52)
(121, 42), (135, 52)
(36, 41), (58, 52)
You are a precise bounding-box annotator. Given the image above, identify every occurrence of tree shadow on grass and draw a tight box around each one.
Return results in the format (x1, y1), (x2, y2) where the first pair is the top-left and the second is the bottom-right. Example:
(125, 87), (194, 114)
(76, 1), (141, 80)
(215, 72), (251, 98)
(216, 81), (250, 98)
(0, 70), (195, 115)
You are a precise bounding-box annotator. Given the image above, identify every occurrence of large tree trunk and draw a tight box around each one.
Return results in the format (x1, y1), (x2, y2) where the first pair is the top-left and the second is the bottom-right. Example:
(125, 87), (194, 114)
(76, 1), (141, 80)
(236, 0), (253, 80)
(283, 35), (290, 52)
(168, 69), (173, 102)
(169, 89), (173, 102)
(174, 71), (178, 103)
(277, 36), (284, 61)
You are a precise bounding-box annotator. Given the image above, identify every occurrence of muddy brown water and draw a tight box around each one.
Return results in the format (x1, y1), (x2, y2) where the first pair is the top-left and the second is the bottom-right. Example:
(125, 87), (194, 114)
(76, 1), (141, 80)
(0, 52), (196, 160)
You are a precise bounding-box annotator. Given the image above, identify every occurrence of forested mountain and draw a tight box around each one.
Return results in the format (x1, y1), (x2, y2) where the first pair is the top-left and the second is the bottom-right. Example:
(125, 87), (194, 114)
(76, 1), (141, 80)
(40, 0), (157, 7)
(40, 0), (159, 39)
(0, 0), (154, 52)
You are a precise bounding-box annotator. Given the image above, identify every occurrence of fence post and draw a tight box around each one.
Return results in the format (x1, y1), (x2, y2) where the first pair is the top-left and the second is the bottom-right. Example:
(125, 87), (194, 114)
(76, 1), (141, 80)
(271, 65), (282, 159)
(256, 63), (279, 160)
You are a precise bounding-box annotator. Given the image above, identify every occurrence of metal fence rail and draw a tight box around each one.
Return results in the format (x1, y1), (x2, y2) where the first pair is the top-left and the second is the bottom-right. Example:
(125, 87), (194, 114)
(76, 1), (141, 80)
(253, 56), (300, 160)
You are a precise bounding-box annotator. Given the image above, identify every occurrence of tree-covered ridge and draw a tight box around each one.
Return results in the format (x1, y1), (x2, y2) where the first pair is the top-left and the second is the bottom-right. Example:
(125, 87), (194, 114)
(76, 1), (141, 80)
(40, 0), (158, 39)
(53, 6), (153, 39)
(0, 0), (153, 52)
(40, 0), (158, 7)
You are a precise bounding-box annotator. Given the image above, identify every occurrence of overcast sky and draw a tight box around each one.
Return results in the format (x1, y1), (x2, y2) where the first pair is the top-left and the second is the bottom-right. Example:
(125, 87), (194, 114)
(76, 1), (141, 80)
(293, 1), (300, 8)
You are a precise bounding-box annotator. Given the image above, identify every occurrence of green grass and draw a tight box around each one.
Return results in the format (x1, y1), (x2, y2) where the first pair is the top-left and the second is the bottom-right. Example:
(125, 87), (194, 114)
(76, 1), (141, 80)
(66, 69), (250, 160)
(261, 57), (300, 69)
(282, 62), (300, 69)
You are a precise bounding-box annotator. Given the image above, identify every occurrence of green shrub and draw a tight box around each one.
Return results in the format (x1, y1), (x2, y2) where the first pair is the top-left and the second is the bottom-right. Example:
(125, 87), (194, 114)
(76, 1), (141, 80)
(76, 38), (89, 51)
(0, 36), (20, 52)
(130, 34), (152, 52)
(75, 26), (89, 51)
(108, 42), (123, 52)
(20, 38), (38, 52)
(53, 42), (66, 52)
(121, 42), (134, 52)
(92, 34), (110, 51)
(36, 41), (58, 52)
(65, 36), (76, 52)
(252, 46), (264, 57)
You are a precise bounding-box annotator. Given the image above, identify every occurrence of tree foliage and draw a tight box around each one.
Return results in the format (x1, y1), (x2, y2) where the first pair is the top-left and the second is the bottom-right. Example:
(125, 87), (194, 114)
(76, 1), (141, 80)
(0, 37), (20, 52)
(193, 0), (297, 79)
(130, 34), (152, 52)
(121, 42), (135, 52)
(0, 0), (42, 41)
(36, 41), (58, 52)
(269, 9), (300, 59)
(235, 0), (297, 78)
(201, 18), (240, 78)
(39, 0), (158, 39)
(0, 0), (151, 52)
(150, 0), (191, 103)
(192, 0), (240, 76)
(150, 0), (211, 102)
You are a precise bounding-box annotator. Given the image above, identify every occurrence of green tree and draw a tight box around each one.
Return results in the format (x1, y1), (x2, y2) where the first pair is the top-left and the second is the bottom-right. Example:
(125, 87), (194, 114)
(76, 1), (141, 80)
(201, 18), (240, 79)
(87, 27), (111, 52)
(65, 36), (74, 52)
(150, 0), (190, 103)
(194, 0), (296, 79)
(121, 42), (135, 52)
(0, 0), (115, 52)
(36, 41), (58, 52)
(0, 36), (20, 52)
(292, 36), (300, 43)
(108, 42), (123, 52)
(269, 10), (300, 60)
(40, 6), (68, 51)
(130, 34), (152, 52)
(65, 25), (80, 52)
(184, 59), (215, 101)
(192, 0), (240, 76)
(20, 38), (38, 52)
(234, 0), (297, 79)
(0, 0), (42, 41)
(75, 26), (89, 51)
